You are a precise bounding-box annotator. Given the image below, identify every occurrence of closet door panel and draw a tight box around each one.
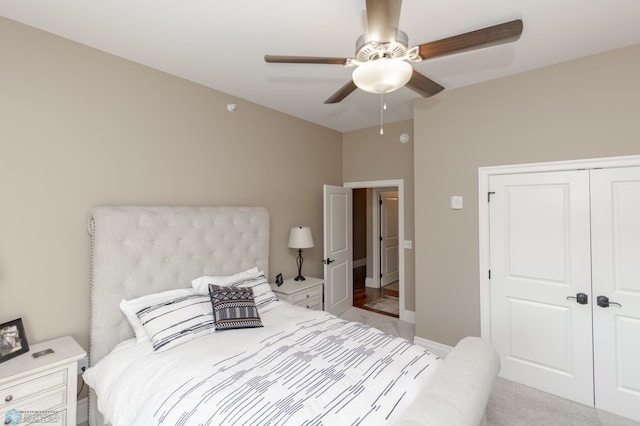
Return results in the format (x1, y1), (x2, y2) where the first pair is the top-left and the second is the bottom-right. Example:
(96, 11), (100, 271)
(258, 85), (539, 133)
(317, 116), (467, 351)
(489, 170), (593, 405)
(591, 166), (640, 422)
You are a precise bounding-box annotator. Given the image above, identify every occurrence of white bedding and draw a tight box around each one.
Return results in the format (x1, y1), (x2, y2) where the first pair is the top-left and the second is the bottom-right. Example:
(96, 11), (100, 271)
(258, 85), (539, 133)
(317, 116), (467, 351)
(85, 301), (442, 426)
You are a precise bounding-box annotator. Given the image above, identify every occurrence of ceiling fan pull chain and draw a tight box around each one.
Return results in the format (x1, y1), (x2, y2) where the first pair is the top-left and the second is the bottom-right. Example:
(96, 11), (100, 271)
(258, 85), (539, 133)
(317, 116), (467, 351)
(380, 94), (384, 135)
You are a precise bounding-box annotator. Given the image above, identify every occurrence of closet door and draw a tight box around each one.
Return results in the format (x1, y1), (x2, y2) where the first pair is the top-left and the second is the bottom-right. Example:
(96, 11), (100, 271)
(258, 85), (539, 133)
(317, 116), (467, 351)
(489, 170), (594, 405)
(591, 166), (640, 422)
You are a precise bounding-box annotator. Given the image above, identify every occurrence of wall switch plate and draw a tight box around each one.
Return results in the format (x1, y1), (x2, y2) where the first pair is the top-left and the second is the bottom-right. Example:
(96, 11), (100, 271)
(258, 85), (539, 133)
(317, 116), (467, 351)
(78, 355), (89, 375)
(403, 240), (413, 249)
(451, 196), (463, 209)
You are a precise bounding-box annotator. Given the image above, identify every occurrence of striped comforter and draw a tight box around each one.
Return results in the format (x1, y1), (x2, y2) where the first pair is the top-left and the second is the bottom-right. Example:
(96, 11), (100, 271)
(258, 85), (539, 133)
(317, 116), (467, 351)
(85, 302), (442, 426)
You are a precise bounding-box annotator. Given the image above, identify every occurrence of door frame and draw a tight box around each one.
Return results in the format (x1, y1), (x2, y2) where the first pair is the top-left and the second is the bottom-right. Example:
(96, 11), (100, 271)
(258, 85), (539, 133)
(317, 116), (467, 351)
(478, 154), (640, 341)
(344, 179), (411, 322)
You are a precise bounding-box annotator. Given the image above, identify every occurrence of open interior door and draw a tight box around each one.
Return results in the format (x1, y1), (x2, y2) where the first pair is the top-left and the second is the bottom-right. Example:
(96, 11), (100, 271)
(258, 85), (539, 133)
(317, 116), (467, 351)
(380, 191), (399, 286)
(323, 184), (353, 316)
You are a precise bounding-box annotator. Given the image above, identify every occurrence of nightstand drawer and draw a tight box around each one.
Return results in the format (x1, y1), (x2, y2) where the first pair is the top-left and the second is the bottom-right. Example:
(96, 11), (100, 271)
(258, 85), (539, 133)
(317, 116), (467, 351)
(271, 277), (324, 312)
(290, 286), (323, 304)
(296, 295), (322, 310)
(1, 385), (67, 412)
(0, 369), (66, 408)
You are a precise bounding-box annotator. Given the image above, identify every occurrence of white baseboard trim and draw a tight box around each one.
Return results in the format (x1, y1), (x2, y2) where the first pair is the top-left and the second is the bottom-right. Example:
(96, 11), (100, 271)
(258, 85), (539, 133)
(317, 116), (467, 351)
(413, 336), (453, 358)
(400, 309), (415, 324)
(365, 277), (378, 288)
(77, 397), (88, 425)
(353, 258), (366, 268)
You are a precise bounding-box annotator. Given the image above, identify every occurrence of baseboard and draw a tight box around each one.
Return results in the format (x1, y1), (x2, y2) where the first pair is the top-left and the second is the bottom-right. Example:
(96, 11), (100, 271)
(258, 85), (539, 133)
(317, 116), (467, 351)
(353, 258), (366, 268)
(413, 336), (453, 358)
(400, 309), (415, 324)
(365, 277), (378, 288)
(77, 397), (88, 425)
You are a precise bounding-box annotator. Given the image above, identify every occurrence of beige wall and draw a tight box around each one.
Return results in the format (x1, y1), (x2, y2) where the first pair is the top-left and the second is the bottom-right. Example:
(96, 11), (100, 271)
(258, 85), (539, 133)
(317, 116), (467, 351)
(0, 18), (342, 351)
(343, 120), (415, 311)
(414, 44), (640, 346)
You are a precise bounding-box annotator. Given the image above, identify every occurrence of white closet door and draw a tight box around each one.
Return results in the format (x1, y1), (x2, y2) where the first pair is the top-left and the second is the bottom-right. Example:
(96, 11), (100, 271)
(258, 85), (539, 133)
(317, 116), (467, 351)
(489, 170), (594, 405)
(591, 167), (640, 422)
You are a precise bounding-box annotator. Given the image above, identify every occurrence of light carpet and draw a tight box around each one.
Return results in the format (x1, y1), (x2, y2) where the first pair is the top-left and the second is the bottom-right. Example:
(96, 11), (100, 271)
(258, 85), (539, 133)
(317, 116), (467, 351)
(339, 307), (640, 426)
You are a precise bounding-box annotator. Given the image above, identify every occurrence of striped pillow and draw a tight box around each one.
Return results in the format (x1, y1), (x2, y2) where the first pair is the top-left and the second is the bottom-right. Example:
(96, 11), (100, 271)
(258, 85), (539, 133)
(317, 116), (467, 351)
(120, 288), (195, 343)
(208, 284), (263, 331)
(229, 274), (278, 314)
(135, 293), (215, 352)
(192, 271), (278, 314)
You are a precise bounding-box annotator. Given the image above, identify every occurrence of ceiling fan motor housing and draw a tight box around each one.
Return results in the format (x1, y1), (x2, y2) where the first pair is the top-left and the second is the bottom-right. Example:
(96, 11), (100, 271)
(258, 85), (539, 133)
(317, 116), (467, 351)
(355, 30), (409, 62)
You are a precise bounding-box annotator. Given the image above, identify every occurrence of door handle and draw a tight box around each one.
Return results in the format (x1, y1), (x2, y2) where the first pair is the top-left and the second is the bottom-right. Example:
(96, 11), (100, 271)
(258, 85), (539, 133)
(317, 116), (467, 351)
(566, 292), (588, 305)
(597, 295), (621, 308)
(323, 258), (335, 264)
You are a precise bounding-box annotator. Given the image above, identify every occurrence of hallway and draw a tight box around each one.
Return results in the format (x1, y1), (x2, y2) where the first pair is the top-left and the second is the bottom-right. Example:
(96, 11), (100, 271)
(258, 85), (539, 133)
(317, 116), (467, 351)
(352, 265), (399, 318)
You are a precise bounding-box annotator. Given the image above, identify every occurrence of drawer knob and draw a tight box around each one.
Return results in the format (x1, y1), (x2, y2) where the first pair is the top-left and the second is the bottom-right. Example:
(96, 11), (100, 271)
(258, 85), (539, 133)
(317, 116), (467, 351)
(306, 305), (310, 308)
(306, 294), (310, 298)
(4, 395), (12, 402)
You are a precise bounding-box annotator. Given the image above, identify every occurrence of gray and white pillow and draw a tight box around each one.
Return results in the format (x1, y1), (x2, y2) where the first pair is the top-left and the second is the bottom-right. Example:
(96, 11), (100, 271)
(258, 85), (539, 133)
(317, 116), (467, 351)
(208, 284), (263, 330)
(134, 292), (215, 351)
(120, 288), (195, 343)
(192, 268), (278, 314)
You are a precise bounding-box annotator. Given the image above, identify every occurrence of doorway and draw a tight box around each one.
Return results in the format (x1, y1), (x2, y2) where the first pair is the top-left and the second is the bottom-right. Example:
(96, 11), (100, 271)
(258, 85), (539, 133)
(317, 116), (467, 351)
(352, 188), (399, 317)
(345, 180), (405, 320)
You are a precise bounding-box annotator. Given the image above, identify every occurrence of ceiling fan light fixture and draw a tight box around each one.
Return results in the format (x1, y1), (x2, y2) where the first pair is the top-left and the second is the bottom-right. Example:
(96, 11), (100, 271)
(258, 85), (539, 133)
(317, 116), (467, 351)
(352, 59), (413, 94)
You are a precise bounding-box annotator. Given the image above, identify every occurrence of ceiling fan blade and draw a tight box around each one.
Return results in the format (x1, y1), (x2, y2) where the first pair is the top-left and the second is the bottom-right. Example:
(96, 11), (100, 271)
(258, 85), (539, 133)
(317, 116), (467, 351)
(265, 55), (349, 65)
(418, 19), (523, 60)
(366, 0), (402, 43)
(406, 70), (444, 97)
(324, 80), (358, 104)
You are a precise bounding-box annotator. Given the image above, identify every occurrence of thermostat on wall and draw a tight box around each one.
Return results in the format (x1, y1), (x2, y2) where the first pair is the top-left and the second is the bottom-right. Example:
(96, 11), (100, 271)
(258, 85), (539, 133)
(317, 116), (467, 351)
(451, 196), (463, 210)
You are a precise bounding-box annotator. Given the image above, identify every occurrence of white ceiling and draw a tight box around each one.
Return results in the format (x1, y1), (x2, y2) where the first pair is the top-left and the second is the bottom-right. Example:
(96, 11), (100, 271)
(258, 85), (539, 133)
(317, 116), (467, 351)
(2, 0), (640, 132)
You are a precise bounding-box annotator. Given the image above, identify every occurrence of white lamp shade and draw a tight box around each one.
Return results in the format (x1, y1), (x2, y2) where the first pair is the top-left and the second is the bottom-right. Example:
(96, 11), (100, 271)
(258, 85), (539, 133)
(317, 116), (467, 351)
(352, 59), (413, 94)
(288, 226), (314, 249)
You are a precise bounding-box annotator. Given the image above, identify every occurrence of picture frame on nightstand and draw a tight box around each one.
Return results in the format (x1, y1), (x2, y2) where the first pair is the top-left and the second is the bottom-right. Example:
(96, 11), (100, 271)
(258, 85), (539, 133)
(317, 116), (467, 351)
(0, 318), (29, 363)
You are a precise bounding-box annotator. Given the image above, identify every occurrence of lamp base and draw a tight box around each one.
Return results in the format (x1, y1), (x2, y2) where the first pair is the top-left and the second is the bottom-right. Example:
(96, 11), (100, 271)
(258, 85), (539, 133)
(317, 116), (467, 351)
(294, 249), (306, 282)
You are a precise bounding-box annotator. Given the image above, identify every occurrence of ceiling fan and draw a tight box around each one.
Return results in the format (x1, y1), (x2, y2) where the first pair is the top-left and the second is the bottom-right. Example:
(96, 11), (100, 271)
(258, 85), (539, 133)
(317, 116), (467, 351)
(265, 0), (523, 104)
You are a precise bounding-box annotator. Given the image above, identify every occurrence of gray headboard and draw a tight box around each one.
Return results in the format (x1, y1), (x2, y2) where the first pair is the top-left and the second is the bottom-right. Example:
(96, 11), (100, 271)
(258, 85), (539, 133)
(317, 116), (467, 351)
(88, 206), (270, 365)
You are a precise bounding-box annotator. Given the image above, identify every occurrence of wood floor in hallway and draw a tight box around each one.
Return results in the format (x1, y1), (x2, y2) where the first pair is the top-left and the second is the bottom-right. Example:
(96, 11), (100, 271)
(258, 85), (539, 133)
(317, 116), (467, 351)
(352, 265), (399, 318)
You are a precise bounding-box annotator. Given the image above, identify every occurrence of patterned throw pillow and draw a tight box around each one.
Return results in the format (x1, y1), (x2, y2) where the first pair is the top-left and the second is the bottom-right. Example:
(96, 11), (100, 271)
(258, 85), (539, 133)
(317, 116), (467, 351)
(208, 284), (263, 331)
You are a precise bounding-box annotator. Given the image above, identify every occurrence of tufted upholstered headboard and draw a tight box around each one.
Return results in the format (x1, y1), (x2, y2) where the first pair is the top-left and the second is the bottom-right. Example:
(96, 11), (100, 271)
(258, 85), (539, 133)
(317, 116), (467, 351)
(88, 206), (269, 365)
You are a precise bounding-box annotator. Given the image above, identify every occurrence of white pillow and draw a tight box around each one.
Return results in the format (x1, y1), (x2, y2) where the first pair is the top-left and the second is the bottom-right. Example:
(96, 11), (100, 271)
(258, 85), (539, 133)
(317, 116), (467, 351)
(191, 267), (260, 293)
(120, 288), (195, 343)
(191, 268), (278, 314)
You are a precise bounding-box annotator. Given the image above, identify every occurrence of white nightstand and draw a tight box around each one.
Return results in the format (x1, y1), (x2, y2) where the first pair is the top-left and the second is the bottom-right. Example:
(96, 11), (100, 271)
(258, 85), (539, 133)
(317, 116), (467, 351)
(0, 335), (86, 426)
(271, 277), (324, 311)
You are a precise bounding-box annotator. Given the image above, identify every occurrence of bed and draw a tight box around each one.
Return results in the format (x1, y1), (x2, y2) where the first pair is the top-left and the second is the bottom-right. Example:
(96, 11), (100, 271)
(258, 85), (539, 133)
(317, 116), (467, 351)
(84, 206), (499, 425)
